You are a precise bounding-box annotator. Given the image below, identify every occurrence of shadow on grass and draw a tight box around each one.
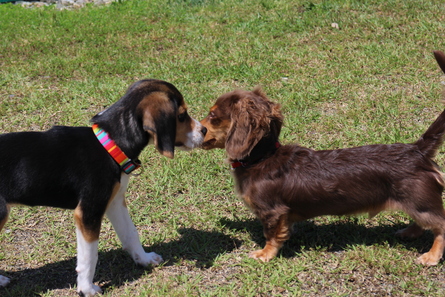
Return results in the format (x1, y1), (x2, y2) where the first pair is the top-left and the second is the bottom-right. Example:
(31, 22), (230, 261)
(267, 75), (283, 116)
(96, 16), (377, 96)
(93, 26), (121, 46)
(220, 217), (436, 259)
(0, 228), (241, 296)
(152, 228), (242, 268)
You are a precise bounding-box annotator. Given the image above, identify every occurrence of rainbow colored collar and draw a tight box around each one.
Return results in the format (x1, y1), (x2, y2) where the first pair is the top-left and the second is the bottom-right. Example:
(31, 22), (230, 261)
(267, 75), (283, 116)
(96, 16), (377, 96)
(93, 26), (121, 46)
(92, 124), (140, 174)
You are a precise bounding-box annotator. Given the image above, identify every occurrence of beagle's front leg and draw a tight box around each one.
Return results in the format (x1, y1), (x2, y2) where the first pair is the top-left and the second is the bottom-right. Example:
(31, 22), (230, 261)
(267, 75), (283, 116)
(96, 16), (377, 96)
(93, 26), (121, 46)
(105, 174), (163, 266)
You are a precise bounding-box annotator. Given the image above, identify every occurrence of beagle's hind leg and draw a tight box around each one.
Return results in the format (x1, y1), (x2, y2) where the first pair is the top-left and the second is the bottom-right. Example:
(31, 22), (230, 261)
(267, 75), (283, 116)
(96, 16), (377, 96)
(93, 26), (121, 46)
(74, 205), (102, 296)
(0, 201), (9, 231)
(0, 199), (10, 287)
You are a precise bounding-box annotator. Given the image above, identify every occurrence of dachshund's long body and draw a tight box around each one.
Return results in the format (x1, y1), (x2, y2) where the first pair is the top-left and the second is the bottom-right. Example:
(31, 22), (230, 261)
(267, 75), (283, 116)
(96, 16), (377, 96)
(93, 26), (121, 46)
(200, 51), (445, 265)
(236, 141), (444, 221)
(0, 79), (206, 296)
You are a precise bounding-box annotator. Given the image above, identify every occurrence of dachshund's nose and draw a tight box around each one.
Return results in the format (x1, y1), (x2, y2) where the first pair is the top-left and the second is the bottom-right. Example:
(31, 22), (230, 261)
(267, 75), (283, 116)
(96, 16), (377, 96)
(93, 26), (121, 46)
(201, 126), (207, 136)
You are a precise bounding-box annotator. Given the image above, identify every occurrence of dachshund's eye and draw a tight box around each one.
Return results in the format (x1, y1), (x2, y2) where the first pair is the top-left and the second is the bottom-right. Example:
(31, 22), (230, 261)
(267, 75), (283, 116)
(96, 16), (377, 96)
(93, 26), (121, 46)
(178, 112), (187, 123)
(209, 111), (216, 119)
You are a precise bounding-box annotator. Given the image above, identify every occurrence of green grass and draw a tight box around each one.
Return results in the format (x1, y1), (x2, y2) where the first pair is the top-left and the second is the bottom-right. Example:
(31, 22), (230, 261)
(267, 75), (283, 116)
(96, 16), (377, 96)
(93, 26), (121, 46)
(1, 0), (445, 296)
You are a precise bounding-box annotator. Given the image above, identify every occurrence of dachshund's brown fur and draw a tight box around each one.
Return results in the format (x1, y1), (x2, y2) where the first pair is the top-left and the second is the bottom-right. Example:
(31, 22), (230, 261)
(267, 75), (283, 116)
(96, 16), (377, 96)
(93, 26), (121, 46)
(200, 51), (445, 265)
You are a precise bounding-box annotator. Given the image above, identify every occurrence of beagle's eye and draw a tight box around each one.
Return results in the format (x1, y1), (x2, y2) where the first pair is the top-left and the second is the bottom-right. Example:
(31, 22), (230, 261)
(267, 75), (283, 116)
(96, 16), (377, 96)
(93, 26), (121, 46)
(178, 112), (187, 123)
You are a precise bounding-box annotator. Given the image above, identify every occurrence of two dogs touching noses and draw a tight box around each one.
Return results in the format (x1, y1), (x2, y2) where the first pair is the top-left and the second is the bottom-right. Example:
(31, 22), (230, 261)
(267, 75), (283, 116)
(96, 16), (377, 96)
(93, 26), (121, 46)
(2, 51), (445, 295)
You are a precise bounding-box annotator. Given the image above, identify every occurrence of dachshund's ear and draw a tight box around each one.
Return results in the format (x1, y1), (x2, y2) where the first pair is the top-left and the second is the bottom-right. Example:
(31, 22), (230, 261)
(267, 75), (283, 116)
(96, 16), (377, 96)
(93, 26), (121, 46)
(139, 93), (176, 159)
(252, 87), (284, 137)
(226, 96), (269, 160)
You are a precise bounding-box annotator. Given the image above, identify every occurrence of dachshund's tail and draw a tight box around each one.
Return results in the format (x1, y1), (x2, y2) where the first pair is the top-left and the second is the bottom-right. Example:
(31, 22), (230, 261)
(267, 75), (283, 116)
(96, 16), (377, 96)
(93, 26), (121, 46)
(416, 109), (445, 159)
(414, 51), (445, 159)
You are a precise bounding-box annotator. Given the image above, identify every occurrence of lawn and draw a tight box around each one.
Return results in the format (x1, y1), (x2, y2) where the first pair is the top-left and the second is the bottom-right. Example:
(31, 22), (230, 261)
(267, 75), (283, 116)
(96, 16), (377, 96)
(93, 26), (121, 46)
(1, 0), (445, 296)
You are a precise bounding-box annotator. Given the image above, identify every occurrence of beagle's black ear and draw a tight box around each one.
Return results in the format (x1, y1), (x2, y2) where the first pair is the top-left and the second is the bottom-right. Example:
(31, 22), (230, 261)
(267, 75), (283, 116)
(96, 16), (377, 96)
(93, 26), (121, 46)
(139, 92), (177, 159)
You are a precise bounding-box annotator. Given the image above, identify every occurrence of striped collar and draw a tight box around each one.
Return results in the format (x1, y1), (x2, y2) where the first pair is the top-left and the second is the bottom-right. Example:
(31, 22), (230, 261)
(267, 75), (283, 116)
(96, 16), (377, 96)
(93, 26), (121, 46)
(92, 124), (140, 174)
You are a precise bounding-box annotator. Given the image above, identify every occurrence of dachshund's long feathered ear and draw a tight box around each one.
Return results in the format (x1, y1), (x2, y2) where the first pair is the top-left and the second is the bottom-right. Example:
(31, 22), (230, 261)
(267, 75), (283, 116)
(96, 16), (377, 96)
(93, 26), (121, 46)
(252, 87), (284, 139)
(139, 93), (176, 159)
(225, 90), (282, 160)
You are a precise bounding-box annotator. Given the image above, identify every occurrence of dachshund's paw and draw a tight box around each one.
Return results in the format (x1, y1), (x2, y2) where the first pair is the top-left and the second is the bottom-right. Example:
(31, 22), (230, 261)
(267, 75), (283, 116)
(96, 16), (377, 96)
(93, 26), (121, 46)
(249, 249), (275, 262)
(416, 252), (441, 266)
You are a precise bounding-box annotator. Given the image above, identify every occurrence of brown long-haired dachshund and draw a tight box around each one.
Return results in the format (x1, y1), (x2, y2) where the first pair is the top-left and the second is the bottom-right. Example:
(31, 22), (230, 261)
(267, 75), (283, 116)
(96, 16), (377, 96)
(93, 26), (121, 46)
(200, 51), (445, 266)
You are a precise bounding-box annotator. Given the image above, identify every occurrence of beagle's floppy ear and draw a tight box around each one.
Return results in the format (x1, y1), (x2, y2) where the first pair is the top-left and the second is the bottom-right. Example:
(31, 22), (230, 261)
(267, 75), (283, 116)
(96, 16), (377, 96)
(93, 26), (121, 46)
(138, 92), (176, 159)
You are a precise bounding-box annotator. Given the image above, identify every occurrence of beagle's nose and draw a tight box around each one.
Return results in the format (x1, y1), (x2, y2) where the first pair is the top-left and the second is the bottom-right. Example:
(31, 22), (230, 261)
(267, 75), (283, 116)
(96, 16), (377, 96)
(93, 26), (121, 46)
(201, 126), (207, 136)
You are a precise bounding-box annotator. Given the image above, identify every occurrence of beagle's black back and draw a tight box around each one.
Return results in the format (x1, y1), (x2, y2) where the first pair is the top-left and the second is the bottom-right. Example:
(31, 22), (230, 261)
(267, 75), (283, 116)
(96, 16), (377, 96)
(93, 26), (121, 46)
(0, 79), (184, 220)
(0, 126), (119, 210)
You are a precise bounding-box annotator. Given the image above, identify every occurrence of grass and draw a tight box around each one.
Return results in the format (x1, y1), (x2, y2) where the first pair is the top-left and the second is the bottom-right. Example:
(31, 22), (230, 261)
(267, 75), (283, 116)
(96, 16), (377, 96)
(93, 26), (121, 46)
(1, 0), (445, 295)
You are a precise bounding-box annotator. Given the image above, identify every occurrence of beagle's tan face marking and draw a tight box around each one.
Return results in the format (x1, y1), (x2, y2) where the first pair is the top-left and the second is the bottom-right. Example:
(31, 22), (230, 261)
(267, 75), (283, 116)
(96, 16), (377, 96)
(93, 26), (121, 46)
(174, 103), (205, 151)
(138, 91), (205, 158)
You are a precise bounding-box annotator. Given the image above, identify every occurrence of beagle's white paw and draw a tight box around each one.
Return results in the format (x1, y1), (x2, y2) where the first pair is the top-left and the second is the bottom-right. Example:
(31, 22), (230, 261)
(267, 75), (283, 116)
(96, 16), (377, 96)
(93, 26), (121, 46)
(77, 283), (102, 296)
(0, 275), (10, 287)
(134, 252), (163, 267)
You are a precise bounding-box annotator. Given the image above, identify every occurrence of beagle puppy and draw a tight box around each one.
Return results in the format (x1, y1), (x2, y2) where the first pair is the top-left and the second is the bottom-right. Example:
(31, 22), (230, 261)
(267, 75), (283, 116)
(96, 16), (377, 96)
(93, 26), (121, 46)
(0, 79), (206, 296)
(200, 52), (445, 266)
